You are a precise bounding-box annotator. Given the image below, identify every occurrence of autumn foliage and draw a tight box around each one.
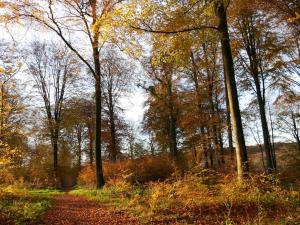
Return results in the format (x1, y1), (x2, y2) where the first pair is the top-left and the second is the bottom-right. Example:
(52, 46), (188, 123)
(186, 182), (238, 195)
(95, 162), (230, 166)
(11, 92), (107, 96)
(78, 155), (176, 187)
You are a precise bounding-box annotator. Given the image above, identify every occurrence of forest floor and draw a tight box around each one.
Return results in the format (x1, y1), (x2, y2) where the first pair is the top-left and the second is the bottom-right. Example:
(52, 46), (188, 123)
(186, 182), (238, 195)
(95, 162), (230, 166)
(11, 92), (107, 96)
(29, 193), (139, 225)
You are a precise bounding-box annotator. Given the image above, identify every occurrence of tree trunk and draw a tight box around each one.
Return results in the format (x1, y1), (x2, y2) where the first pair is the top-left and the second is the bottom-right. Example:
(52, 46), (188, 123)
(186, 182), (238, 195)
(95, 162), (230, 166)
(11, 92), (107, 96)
(94, 75), (105, 188)
(0, 85), (4, 141)
(218, 128), (225, 164)
(254, 76), (276, 172)
(76, 126), (82, 167)
(292, 112), (300, 152)
(201, 127), (209, 168)
(52, 131), (58, 177)
(91, 0), (105, 188)
(50, 127), (59, 186)
(215, 0), (249, 179)
(87, 124), (94, 165)
(108, 90), (118, 162)
(191, 53), (211, 165)
(166, 73), (178, 157)
(224, 77), (234, 160)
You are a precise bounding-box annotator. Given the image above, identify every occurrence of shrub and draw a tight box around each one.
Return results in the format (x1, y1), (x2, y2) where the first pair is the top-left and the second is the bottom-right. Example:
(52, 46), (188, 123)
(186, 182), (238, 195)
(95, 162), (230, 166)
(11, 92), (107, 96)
(77, 164), (96, 188)
(77, 155), (176, 187)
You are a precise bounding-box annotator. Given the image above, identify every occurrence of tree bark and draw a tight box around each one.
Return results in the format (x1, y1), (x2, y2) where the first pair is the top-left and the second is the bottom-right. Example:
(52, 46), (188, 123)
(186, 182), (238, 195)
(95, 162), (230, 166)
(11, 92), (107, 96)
(94, 75), (105, 188)
(224, 76), (234, 160)
(218, 128), (225, 164)
(292, 112), (300, 152)
(52, 130), (59, 178)
(108, 89), (118, 162)
(87, 124), (94, 165)
(167, 75), (178, 157)
(215, 0), (249, 179)
(254, 76), (276, 171)
(91, 0), (105, 188)
(76, 126), (82, 167)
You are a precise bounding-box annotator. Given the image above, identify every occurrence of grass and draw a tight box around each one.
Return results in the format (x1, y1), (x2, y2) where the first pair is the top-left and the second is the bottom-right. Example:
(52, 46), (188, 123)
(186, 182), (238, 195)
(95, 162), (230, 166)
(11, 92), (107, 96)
(70, 171), (300, 225)
(0, 187), (61, 225)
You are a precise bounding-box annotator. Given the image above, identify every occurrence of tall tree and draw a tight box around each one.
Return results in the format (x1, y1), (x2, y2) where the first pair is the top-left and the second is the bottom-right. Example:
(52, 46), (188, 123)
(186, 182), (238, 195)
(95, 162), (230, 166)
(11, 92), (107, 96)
(0, 41), (25, 183)
(26, 42), (78, 181)
(274, 91), (300, 152)
(214, 0), (249, 177)
(231, 2), (290, 171)
(131, 0), (249, 179)
(101, 49), (132, 162)
(17, 0), (135, 188)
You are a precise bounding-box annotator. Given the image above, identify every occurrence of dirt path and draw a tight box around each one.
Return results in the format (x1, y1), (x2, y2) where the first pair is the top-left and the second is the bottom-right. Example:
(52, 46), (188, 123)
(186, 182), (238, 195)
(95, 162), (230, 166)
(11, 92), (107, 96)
(29, 194), (139, 225)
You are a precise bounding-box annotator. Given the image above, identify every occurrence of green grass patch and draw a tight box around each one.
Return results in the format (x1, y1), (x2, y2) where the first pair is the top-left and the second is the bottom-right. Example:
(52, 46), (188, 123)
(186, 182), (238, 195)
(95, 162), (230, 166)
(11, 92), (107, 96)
(0, 187), (61, 225)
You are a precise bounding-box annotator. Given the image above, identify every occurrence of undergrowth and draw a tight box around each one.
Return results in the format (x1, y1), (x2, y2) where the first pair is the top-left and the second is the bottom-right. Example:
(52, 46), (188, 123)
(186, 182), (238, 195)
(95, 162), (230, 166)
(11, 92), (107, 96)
(0, 187), (61, 225)
(71, 169), (300, 225)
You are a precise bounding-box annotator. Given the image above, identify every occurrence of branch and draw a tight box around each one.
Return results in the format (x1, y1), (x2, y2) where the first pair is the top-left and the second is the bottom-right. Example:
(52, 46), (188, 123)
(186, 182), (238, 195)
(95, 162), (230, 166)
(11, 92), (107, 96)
(130, 25), (219, 34)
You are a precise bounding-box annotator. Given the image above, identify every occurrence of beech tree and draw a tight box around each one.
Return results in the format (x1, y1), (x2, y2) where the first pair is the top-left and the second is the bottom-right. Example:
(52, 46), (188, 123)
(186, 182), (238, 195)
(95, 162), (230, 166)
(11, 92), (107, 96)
(231, 2), (289, 171)
(101, 49), (132, 162)
(131, 0), (249, 179)
(0, 41), (25, 183)
(274, 92), (300, 152)
(26, 41), (78, 181)
(16, 0), (136, 188)
(142, 63), (180, 158)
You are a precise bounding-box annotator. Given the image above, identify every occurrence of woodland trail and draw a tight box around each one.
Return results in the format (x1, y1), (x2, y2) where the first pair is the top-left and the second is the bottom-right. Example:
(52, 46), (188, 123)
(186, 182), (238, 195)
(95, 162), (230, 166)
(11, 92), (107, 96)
(29, 194), (139, 225)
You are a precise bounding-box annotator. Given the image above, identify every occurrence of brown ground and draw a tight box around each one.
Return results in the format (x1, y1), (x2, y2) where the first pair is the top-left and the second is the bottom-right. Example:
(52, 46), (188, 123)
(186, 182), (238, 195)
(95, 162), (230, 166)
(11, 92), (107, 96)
(29, 194), (139, 225)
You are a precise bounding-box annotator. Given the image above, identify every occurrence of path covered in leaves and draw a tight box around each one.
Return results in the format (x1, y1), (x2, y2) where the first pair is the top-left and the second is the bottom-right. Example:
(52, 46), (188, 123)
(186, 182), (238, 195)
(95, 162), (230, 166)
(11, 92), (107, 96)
(29, 194), (139, 225)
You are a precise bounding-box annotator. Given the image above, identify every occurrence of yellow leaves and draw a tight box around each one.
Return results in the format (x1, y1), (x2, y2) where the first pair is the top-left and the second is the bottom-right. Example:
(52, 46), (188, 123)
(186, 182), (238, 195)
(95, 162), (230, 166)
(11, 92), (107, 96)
(0, 67), (5, 74)
(288, 11), (300, 23)
(0, 140), (22, 168)
(151, 32), (193, 67)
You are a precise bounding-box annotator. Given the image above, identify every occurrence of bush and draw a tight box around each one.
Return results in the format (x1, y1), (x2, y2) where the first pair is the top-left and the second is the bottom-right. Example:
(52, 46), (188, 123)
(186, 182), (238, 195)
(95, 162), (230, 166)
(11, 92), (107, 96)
(77, 164), (96, 188)
(0, 187), (56, 225)
(77, 155), (176, 187)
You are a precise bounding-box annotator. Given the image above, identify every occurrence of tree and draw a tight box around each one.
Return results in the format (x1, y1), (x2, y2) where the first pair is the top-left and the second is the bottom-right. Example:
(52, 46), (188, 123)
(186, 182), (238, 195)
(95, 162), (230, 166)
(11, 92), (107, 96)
(16, 0), (139, 188)
(274, 91), (300, 152)
(143, 59), (180, 159)
(61, 97), (88, 168)
(25, 41), (78, 181)
(214, 0), (249, 177)
(258, 0), (300, 31)
(131, 0), (249, 179)
(101, 49), (133, 162)
(0, 40), (25, 184)
(231, 4), (288, 171)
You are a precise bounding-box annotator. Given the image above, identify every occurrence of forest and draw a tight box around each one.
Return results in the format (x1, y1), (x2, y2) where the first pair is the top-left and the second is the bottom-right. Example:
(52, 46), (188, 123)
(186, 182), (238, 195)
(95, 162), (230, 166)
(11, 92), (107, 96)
(0, 0), (299, 224)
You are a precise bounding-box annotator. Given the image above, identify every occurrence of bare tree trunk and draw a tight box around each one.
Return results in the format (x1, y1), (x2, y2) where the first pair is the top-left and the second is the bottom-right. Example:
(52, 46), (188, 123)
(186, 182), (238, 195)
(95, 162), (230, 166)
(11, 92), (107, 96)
(76, 126), (82, 167)
(166, 74), (178, 157)
(94, 75), (105, 188)
(218, 128), (225, 164)
(200, 127), (209, 168)
(191, 53), (211, 165)
(108, 90), (118, 162)
(224, 77), (234, 160)
(91, 0), (105, 188)
(215, 0), (249, 179)
(0, 85), (4, 141)
(87, 124), (94, 165)
(292, 112), (300, 152)
(52, 130), (59, 178)
(254, 73), (276, 172)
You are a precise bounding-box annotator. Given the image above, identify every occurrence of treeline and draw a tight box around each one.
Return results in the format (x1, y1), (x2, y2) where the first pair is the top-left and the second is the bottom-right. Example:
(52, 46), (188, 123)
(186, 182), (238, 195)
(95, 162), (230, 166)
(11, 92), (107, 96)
(0, 0), (299, 188)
